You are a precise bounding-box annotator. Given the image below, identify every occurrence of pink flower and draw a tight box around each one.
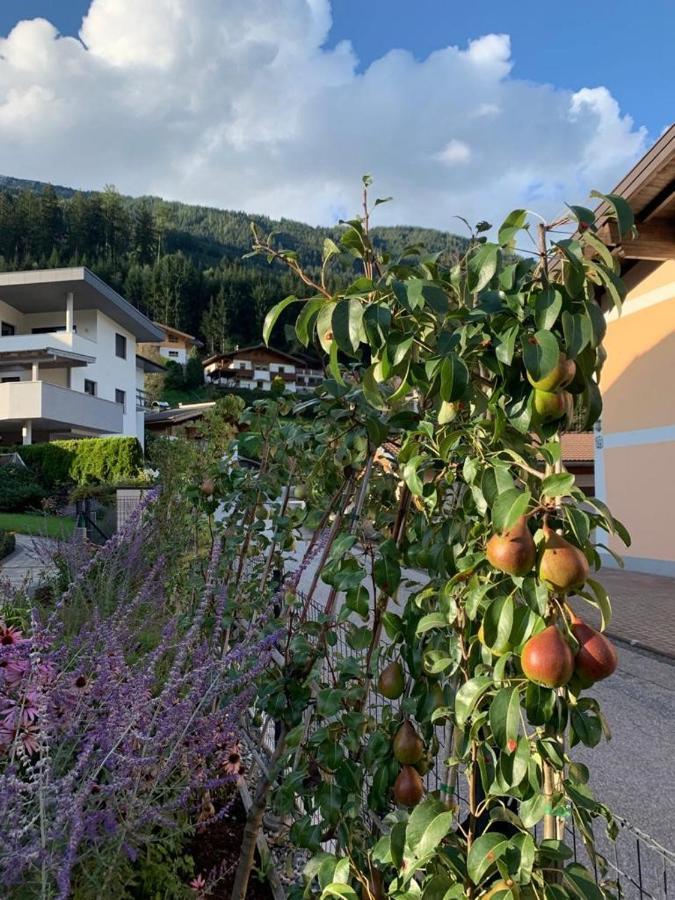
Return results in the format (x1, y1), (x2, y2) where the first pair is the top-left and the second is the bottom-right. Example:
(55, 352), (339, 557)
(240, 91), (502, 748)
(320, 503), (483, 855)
(0, 623), (26, 646)
(0, 656), (29, 686)
(190, 874), (207, 892)
(221, 741), (243, 776)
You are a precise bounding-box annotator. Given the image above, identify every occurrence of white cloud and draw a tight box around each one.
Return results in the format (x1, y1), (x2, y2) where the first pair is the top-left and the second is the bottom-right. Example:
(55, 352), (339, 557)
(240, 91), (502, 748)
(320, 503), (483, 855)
(435, 139), (472, 165)
(0, 1), (648, 230)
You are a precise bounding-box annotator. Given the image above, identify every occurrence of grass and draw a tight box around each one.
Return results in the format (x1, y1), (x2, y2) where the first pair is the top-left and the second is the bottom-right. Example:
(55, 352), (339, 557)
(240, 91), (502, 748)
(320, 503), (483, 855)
(161, 386), (214, 406)
(0, 512), (75, 539)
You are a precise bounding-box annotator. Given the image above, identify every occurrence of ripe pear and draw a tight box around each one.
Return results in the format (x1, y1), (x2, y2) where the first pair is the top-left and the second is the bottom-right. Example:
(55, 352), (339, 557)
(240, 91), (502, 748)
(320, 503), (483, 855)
(570, 613), (618, 686)
(539, 525), (589, 592)
(486, 516), (536, 577)
(201, 477), (216, 496)
(521, 625), (574, 688)
(392, 721), (424, 765)
(482, 880), (521, 899)
(377, 661), (405, 700)
(533, 389), (567, 422)
(393, 765), (425, 807)
(527, 354), (576, 392)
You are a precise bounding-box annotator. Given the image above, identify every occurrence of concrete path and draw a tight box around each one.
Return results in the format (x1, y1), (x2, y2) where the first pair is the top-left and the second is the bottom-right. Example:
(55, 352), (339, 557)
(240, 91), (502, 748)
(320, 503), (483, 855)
(0, 533), (56, 588)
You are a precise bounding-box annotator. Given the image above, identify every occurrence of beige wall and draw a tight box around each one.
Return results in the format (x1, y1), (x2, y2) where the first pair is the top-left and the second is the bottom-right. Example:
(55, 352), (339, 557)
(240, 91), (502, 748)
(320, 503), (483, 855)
(597, 260), (675, 575)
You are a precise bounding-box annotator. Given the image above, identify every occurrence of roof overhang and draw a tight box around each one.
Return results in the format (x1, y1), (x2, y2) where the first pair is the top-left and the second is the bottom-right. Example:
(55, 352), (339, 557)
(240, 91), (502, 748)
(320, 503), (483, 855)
(0, 346), (95, 369)
(0, 268), (164, 343)
(136, 353), (165, 374)
(596, 124), (675, 263)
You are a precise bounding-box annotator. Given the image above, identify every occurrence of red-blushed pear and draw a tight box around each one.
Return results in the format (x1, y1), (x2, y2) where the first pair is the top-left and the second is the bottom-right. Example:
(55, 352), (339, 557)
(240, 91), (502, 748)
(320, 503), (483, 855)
(392, 721), (424, 765)
(527, 353), (576, 392)
(393, 765), (425, 807)
(377, 661), (405, 700)
(486, 516), (536, 577)
(538, 525), (589, 592)
(200, 477), (216, 496)
(569, 612), (618, 685)
(533, 389), (568, 422)
(521, 625), (574, 688)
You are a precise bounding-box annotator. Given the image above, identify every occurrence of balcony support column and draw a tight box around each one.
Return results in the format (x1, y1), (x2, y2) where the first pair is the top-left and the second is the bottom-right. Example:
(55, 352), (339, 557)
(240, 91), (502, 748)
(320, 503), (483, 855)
(31, 362), (39, 382)
(22, 420), (33, 446)
(65, 291), (74, 334)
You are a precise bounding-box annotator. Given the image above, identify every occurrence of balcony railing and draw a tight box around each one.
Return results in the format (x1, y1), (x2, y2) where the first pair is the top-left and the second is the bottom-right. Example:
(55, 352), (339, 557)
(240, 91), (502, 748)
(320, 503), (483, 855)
(0, 381), (123, 433)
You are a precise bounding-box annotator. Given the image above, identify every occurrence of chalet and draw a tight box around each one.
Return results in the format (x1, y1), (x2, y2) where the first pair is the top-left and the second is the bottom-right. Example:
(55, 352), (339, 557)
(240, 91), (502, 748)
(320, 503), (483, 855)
(138, 323), (203, 366)
(593, 124), (675, 576)
(203, 344), (322, 393)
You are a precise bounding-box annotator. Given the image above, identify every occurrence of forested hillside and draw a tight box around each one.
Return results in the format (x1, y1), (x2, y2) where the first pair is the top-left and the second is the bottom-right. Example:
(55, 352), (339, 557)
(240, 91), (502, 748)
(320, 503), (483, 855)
(0, 177), (468, 354)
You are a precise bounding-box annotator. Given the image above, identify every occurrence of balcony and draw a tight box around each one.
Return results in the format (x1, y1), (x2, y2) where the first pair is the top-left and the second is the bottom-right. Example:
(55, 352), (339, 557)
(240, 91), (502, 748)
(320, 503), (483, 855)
(0, 331), (96, 356)
(0, 381), (123, 434)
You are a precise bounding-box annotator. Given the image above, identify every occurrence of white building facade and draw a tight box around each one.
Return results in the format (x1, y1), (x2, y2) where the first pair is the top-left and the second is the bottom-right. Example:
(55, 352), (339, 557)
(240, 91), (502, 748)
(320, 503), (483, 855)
(0, 268), (164, 448)
(203, 344), (322, 393)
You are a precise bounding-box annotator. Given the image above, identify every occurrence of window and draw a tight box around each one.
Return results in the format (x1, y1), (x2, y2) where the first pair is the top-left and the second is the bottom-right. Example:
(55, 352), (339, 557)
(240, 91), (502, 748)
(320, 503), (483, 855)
(115, 389), (126, 412)
(167, 335), (178, 343)
(1, 376), (20, 383)
(84, 379), (97, 396)
(1, 322), (15, 337)
(278, 365), (285, 373)
(115, 333), (127, 359)
(256, 380), (265, 389)
(168, 350), (179, 358)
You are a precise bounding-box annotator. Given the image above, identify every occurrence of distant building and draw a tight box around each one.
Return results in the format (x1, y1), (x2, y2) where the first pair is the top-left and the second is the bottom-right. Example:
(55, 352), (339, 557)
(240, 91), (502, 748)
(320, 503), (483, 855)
(0, 268), (163, 447)
(145, 401), (215, 439)
(203, 344), (322, 393)
(138, 323), (203, 366)
(593, 124), (675, 576)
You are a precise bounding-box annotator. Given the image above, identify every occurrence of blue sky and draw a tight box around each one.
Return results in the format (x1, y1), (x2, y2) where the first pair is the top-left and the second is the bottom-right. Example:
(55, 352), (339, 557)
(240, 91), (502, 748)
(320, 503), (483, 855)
(0, 1), (665, 227)
(1, 0), (670, 136)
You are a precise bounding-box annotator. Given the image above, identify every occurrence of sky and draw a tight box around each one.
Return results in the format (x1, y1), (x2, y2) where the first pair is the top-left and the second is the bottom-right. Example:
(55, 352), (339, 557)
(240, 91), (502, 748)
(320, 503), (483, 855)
(0, 0), (671, 230)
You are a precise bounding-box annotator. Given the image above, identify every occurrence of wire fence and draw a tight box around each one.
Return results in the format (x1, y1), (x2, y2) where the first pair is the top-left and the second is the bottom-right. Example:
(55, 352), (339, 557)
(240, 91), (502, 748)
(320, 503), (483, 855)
(299, 589), (675, 899)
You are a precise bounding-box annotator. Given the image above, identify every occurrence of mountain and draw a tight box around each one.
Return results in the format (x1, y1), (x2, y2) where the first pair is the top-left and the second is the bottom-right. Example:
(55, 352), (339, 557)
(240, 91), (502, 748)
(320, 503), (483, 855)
(0, 175), (468, 355)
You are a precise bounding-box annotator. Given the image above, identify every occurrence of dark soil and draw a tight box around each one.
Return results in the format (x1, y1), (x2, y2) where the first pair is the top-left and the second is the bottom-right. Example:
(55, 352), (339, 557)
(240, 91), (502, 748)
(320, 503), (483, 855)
(188, 790), (273, 900)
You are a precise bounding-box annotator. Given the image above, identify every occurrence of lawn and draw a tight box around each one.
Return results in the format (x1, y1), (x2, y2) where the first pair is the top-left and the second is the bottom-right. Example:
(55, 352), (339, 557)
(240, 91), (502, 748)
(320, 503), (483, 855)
(0, 512), (75, 539)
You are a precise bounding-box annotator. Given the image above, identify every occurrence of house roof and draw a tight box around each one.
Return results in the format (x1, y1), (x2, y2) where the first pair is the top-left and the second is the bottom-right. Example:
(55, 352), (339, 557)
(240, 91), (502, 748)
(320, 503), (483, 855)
(136, 353), (165, 374)
(560, 432), (595, 463)
(151, 323), (204, 347)
(145, 402), (215, 427)
(595, 125), (675, 264)
(203, 343), (309, 367)
(0, 268), (164, 343)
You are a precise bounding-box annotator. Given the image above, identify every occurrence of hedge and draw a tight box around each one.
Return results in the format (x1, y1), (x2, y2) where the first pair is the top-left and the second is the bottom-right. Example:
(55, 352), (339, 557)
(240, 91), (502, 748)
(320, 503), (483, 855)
(0, 464), (46, 511)
(15, 437), (144, 488)
(0, 530), (16, 559)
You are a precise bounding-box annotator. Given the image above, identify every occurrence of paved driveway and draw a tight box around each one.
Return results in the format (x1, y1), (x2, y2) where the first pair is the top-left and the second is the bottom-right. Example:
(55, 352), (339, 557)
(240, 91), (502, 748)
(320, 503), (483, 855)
(0, 533), (57, 589)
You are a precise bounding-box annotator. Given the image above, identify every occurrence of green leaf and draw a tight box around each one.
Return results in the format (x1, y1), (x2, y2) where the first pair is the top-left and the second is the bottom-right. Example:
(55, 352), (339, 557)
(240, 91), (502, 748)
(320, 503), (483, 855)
(403, 455), (425, 497)
(518, 792), (549, 828)
(416, 612), (449, 635)
(541, 473), (575, 498)
(317, 689), (344, 717)
(404, 279), (449, 314)
(495, 325), (519, 366)
(491, 488), (531, 532)
(374, 554), (401, 594)
(590, 190), (635, 238)
(562, 310), (591, 358)
(296, 297), (325, 346)
(583, 577), (612, 631)
(522, 330), (559, 382)
(406, 798), (454, 857)
(498, 209), (528, 248)
(320, 885), (359, 900)
(455, 676), (493, 726)
(439, 354), (470, 402)
(467, 833), (511, 883)
(489, 686), (520, 749)
(468, 242), (500, 293)
(583, 299), (607, 348)
(562, 862), (605, 900)
(263, 295), (300, 345)
(593, 264), (625, 314)
(328, 337), (344, 385)
(317, 302), (337, 354)
(332, 299), (365, 354)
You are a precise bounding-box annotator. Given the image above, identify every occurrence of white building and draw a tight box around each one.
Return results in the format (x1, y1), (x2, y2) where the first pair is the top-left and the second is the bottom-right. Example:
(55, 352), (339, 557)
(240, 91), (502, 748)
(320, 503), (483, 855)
(0, 268), (164, 448)
(203, 344), (323, 393)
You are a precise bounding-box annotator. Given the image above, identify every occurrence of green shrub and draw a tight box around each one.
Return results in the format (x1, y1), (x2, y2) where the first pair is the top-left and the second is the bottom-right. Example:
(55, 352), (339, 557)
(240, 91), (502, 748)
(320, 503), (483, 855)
(184, 350), (204, 389)
(0, 529), (16, 559)
(16, 437), (143, 488)
(0, 464), (46, 511)
(163, 359), (185, 390)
